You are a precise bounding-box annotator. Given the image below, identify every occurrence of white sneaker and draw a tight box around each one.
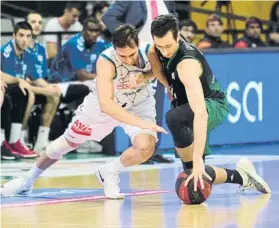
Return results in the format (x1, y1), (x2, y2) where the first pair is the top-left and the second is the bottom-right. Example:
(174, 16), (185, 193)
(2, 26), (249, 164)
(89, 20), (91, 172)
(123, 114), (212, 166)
(236, 157), (271, 194)
(1, 176), (33, 197)
(96, 166), (124, 199)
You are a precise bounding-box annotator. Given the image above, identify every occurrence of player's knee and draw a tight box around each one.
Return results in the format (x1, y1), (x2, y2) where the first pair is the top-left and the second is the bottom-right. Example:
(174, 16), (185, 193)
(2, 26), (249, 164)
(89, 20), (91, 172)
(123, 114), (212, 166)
(45, 136), (79, 160)
(166, 106), (194, 148)
(47, 93), (61, 106)
(134, 134), (156, 159)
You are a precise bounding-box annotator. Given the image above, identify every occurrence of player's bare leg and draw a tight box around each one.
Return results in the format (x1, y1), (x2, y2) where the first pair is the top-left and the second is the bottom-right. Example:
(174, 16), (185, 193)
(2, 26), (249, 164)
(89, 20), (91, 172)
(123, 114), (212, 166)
(1, 136), (79, 197)
(96, 134), (156, 199)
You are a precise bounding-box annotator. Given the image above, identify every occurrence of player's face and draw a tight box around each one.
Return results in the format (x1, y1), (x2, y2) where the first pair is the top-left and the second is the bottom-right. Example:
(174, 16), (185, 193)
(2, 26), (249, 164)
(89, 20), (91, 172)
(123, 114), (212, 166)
(66, 8), (81, 25)
(13, 29), (32, 51)
(206, 21), (223, 37)
(247, 23), (261, 38)
(180, 26), (196, 43)
(153, 31), (179, 59)
(84, 22), (101, 44)
(116, 45), (139, 66)
(27, 13), (43, 36)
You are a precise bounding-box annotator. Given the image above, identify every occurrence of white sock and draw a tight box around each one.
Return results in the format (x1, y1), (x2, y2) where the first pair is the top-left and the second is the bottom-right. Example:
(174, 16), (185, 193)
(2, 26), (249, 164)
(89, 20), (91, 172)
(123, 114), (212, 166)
(21, 129), (28, 143)
(25, 167), (44, 186)
(1, 129), (5, 145)
(34, 126), (50, 148)
(9, 123), (22, 144)
(109, 157), (125, 172)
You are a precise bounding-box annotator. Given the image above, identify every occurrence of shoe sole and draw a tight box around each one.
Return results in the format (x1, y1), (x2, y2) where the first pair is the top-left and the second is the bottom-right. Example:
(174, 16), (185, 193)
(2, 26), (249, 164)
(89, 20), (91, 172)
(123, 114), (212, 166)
(237, 158), (271, 194)
(1, 156), (16, 160)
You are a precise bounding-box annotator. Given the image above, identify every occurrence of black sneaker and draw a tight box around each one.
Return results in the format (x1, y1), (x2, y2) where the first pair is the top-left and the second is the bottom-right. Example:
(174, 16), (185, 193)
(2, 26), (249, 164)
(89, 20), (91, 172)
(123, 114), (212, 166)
(1, 144), (20, 160)
(150, 154), (174, 163)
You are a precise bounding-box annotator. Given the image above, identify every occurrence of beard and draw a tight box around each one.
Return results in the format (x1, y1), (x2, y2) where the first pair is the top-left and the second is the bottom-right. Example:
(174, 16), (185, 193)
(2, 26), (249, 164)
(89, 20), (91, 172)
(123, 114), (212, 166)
(14, 40), (26, 52)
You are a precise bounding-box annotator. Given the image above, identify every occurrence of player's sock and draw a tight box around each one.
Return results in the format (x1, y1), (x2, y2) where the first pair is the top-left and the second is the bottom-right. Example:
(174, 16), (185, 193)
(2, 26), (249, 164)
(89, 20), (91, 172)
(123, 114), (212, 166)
(9, 123), (22, 143)
(24, 167), (44, 186)
(1, 129), (5, 145)
(182, 161), (193, 170)
(224, 169), (243, 185)
(34, 126), (50, 149)
(109, 157), (124, 172)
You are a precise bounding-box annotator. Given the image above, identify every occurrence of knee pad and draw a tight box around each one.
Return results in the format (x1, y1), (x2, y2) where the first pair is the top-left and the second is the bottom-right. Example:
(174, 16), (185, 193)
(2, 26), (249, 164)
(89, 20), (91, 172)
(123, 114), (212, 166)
(45, 136), (77, 159)
(205, 165), (216, 183)
(165, 105), (194, 148)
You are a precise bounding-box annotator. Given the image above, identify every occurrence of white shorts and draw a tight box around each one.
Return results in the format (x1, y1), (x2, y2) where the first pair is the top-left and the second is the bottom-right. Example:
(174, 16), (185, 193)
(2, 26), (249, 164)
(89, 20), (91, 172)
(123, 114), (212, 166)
(64, 93), (157, 145)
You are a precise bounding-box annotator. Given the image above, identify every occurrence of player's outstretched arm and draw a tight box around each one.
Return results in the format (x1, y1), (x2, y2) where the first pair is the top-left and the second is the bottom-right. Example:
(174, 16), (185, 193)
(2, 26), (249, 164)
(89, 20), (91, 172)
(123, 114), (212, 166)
(177, 59), (207, 158)
(97, 57), (167, 134)
(178, 59), (210, 190)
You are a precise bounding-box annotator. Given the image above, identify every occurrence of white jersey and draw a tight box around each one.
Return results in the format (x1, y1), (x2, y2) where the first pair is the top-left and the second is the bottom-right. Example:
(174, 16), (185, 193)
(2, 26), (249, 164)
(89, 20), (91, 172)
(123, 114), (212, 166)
(91, 42), (155, 109)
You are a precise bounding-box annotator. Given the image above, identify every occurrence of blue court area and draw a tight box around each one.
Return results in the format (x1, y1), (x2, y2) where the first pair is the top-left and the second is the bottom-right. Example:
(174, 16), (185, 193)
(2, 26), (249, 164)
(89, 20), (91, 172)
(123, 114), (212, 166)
(1, 146), (279, 228)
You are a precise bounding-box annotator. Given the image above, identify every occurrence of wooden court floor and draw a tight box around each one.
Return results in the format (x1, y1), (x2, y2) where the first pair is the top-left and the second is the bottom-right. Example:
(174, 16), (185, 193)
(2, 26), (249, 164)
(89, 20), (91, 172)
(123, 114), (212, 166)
(1, 155), (279, 228)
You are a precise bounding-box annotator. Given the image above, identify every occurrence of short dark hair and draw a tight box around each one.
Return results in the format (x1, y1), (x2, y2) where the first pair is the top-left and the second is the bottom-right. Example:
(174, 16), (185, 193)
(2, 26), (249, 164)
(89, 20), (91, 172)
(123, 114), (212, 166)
(112, 24), (139, 48)
(179, 20), (198, 33)
(83, 17), (100, 29)
(14, 21), (32, 35)
(151, 14), (179, 39)
(246, 17), (263, 31)
(24, 11), (41, 22)
(65, 1), (83, 11)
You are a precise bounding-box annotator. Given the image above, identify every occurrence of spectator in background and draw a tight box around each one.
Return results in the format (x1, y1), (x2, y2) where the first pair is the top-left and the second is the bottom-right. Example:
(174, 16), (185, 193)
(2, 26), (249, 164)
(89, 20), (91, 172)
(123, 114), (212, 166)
(92, 1), (111, 45)
(234, 17), (266, 48)
(102, 0), (176, 43)
(48, 18), (107, 153)
(268, 2), (279, 46)
(1, 23), (39, 158)
(197, 14), (231, 50)
(179, 19), (197, 43)
(24, 12), (61, 153)
(1, 79), (21, 160)
(43, 1), (83, 60)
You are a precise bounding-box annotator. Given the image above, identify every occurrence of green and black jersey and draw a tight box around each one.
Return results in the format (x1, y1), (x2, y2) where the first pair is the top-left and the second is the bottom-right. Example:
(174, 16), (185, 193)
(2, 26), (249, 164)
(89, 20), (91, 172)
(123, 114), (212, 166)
(155, 38), (225, 107)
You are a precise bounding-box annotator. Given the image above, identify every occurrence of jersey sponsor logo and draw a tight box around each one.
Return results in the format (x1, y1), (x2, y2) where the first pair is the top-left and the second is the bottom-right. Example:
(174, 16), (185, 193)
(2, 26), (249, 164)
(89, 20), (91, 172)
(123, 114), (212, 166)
(37, 55), (43, 62)
(227, 81), (263, 123)
(71, 120), (92, 136)
(3, 44), (12, 58)
(117, 82), (130, 90)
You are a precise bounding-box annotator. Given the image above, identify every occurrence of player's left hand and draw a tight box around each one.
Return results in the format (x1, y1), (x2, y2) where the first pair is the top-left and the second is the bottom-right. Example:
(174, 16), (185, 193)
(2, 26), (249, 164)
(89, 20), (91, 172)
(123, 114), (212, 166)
(184, 156), (212, 191)
(127, 73), (145, 89)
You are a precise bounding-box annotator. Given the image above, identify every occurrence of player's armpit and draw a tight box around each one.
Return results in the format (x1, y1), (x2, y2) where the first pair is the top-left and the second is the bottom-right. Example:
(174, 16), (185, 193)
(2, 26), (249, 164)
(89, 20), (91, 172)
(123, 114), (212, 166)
(177, 59), (207, 158)
(148, 45), (169, 88)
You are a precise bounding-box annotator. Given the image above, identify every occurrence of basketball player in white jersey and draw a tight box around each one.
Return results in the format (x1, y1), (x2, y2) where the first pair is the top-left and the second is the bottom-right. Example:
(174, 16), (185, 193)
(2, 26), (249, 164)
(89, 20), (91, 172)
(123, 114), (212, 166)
(1, 24), (167, 199)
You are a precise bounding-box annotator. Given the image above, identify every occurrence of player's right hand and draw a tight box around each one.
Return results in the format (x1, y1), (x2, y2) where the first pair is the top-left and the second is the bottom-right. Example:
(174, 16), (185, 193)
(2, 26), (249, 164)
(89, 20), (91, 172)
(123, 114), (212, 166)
(127, 73), (145, 89)
(137, 119), (168, 134)
(18, 79), (31, 96)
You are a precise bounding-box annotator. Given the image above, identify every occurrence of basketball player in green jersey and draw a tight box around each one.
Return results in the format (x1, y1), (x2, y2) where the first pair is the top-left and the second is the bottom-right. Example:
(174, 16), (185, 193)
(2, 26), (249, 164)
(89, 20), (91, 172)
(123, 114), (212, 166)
(131, 14), (271, 194)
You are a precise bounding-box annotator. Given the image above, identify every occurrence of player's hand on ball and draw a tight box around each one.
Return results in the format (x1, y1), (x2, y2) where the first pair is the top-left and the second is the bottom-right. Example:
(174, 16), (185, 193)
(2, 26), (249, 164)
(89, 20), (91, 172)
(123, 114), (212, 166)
(127, 73), (145, 89)
(137, 119), (168, 134)
(184, 156), (212, 191)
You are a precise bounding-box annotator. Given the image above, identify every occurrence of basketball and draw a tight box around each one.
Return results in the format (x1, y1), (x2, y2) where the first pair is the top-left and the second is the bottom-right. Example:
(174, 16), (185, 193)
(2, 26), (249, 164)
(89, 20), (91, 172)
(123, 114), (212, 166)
(175, 169), (212, 204)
